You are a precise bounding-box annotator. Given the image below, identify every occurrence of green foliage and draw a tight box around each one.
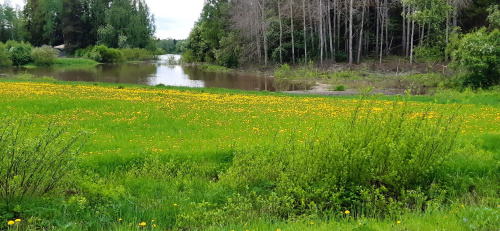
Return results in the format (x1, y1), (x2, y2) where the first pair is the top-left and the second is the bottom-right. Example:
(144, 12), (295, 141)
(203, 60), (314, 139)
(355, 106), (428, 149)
(120, 48), (156, 61)
(0, 118), (87, 208)
(221, 94), (461, 216)
(215, 32), (241, 68)
(76, 45), (125, 63)
(94, 45), (124, 63)
(334, 85), (346, 91)
(200, 64), (230, 71)
(451, 28), (500, 88)
(487, 5), (500, 30)
(54, 58), (98, 67)
(30, 45), (59, 66)
(157, 39), (186, 54)
(414, 45), (444, 62)
(97, 25), (117, 48)
(6, 40), (33, 66)
(0, 42), (12, 67)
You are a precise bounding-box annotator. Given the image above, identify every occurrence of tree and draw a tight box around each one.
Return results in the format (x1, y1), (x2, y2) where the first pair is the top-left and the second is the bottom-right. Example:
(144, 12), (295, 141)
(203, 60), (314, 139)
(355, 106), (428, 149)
(451, 28), (500, 88)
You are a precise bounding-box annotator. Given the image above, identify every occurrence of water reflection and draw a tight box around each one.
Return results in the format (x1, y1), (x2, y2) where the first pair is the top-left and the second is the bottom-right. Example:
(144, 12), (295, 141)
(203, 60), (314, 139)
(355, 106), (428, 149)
(0, 55), (277, 91)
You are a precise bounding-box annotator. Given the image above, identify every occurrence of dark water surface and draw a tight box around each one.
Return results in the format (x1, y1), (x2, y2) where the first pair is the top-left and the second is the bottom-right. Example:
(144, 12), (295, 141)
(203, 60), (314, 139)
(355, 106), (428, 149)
(0, 55), (278, 91)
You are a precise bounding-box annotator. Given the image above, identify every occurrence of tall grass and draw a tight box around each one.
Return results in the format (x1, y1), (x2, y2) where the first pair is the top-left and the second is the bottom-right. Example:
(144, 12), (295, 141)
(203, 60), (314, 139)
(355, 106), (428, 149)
(0, 80), (498, 230)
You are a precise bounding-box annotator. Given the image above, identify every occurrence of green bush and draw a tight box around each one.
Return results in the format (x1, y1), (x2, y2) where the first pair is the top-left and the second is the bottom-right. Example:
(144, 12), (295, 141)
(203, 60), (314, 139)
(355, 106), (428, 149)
(31, 45), (59, 66)
(180, 49), (197, 63)
(0, 118), (87, 208)
(6, 40), (33, 66)
(451, 28), (500, 88)
(120, 48), (155, 61)
(93, 45), (124, 63)
(334, 85), (346, 91)
(75, 45), (124, 63)
(215, 32), (241, 68)
(220, 94), (461, 216)
(0, 42), (12, 67)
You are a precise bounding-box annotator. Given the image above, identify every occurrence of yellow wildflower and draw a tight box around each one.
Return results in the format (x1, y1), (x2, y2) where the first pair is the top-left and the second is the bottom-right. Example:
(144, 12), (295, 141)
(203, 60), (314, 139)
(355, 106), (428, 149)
(310, 222), (314, 225)
(359, 222), (362, 225)
(174, 203), (178, 207)
(345, 210), (350, 215)
(140, 222), (146, 226)
(151, 220), (155, 222)
(15, 219), (21, 223)
(397, 221), (401, 224)
(119, 218), (123, 221)
(7, 221), (14, 226)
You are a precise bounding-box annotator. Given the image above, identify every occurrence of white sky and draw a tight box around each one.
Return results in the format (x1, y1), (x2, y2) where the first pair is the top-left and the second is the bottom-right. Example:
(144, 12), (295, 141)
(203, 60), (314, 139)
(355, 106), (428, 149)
(2, 0), (204, 40)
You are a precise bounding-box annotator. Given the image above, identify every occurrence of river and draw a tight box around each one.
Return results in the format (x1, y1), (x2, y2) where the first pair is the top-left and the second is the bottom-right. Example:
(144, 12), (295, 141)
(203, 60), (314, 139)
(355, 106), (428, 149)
(0, 55), (280, 91)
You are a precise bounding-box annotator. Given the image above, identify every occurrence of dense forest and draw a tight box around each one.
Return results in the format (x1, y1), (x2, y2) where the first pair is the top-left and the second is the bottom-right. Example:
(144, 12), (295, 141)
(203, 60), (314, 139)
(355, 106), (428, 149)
(183, 0), (499, 70)
(0, 0), (155, 53)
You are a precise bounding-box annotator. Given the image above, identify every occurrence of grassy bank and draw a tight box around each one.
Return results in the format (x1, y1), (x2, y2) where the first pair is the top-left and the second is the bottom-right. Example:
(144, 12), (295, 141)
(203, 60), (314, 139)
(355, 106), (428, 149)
(0, 80), (499, 230)
(22, 58), (99, 68)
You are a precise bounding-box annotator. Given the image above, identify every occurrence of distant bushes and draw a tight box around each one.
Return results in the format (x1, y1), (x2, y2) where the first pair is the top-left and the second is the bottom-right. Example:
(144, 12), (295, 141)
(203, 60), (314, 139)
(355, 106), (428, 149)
(121, 48), (156, 61)
(31, 45), (59, 66)
(0, 42), (12, 67)
(5, 41), (33, 66)
(75, 45), (156, 63)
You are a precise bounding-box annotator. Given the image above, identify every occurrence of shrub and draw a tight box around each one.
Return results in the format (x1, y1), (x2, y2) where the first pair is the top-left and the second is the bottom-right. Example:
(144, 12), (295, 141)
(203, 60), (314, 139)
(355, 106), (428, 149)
(31, 45), (59, 66)
(220, 94), (461, 216)
(6, 40), (33, 66)
(0, 42), (12, 67)
(180, 49), (197, 63)
(0, 118), (87, 208)
(215, 32), (241, 68)
(120, 48), (155, 61)
(451, 28), (500, 88)
(93, 45), (124, 63)
(334, 85), (346, 91)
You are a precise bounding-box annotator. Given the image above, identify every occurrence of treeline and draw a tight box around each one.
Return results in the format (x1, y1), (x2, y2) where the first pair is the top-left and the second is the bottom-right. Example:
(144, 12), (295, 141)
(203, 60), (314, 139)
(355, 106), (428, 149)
(0, 0), (155, 54)
(157, 39), (187, 54)
(183, 0), (498, 68)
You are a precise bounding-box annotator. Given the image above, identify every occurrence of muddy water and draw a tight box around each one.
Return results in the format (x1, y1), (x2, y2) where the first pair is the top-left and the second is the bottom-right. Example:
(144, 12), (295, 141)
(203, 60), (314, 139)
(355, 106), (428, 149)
(0, 55), (279, 92)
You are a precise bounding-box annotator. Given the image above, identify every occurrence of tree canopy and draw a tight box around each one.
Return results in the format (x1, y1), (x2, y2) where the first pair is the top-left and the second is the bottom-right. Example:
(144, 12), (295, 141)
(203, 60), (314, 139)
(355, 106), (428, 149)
(0, 0), (155, 53)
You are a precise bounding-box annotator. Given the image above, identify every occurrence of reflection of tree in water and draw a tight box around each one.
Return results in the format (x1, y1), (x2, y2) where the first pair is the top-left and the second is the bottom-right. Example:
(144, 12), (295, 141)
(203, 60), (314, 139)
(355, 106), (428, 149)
(98, 63), (157, 84)
(181, 66), (276, 91)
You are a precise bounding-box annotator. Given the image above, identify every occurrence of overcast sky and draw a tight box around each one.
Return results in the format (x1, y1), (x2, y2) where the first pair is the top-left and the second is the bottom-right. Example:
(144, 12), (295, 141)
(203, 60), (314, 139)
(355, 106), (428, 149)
(2, 0), (205, 40)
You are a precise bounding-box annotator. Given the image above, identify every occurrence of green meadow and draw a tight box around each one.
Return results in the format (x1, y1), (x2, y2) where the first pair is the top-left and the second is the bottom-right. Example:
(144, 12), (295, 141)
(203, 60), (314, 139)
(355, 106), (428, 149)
(0, 80), (499, 230)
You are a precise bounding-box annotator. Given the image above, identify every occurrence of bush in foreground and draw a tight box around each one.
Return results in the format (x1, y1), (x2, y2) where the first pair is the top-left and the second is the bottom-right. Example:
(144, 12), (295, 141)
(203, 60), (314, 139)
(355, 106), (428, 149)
(31, 45), (59, 66)
(0, 118), (87, 209)
(220, 93), (462, 218)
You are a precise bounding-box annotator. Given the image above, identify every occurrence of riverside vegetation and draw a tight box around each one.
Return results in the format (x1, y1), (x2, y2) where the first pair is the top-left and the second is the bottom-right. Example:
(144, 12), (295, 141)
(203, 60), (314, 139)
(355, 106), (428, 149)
(0, 79), (499, 230)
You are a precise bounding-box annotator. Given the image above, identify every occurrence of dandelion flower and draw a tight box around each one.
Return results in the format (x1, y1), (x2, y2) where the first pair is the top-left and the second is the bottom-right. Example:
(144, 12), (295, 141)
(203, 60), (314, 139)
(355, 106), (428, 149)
(359, 222), (362, 225)
(174, 203), (178, 207)
(153, 224), (157, 228)
(397, 221), (401, 224)
(119, 218), (123, 221)
(310, 222), (314, 225)
(140, 222), (146, 226)
(15, 219), (21, 223)
(345, 210), (350, 215)
(151, 220), (155, 222)
(7, 221), (14, 226)
(277, 229), (281, 231)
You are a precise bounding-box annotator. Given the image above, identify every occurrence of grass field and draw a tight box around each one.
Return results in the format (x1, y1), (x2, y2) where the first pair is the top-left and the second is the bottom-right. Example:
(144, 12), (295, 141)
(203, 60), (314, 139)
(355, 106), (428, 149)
(0, 80), (499, 230)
